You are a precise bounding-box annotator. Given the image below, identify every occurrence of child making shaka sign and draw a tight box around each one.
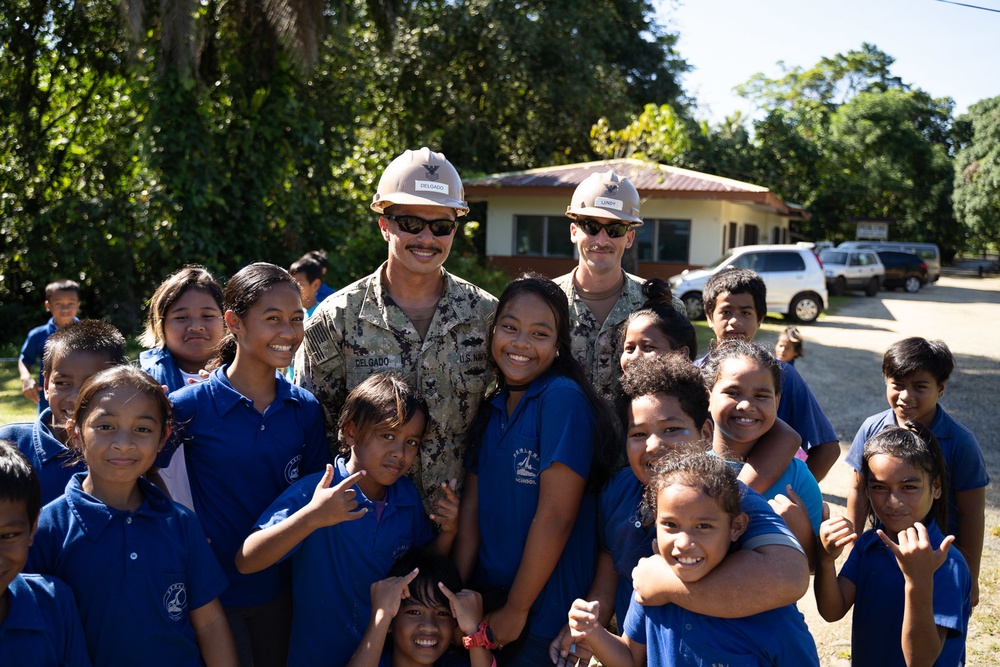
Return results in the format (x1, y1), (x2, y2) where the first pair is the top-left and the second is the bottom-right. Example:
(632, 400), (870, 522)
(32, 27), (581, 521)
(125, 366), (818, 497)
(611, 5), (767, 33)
(238, 373), (459, 667)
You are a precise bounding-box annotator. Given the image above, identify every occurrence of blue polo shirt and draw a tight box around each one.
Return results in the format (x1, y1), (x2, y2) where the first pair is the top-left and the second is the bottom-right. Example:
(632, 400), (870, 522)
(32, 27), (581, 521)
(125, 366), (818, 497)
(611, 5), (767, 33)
(841, 523), (970, 667)
(0, 573), (92, 667)
(623, 591), (819, 667)
(377, 645), (469, 666)
(161, 366), (331, 606)
(26, 475), (227, 667)
(254, 456), (434, 667)
(599, 467), (802, 624)
(469, 372), (597, 640)
(727, 456), (824, 535)
(315, 281), (335, 304)
(0, 409), (85, 505)
(846, 406), (988, 539)
(140, 347), (187, 393)
(694, 354), (837, 451)
(19, 317), (79, 413)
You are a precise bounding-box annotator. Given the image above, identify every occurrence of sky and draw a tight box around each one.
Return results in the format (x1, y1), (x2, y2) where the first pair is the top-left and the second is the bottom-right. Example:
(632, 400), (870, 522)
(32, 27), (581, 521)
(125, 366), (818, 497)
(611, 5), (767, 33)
(661, 0), (1000, 123)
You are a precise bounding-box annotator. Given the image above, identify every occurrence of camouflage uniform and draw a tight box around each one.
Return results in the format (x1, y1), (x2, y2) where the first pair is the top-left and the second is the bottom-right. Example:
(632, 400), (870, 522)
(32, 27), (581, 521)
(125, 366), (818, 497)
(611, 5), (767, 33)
(296, 263), (497, 508)
(555, 269), (645, 401)
(555, 269), (686, 400)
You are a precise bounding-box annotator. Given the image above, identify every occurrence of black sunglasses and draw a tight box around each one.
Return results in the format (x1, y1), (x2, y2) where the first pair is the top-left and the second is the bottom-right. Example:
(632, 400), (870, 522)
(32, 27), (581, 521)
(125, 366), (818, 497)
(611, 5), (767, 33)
(385, 214), (458, 237)
(574, 218), (632, 239)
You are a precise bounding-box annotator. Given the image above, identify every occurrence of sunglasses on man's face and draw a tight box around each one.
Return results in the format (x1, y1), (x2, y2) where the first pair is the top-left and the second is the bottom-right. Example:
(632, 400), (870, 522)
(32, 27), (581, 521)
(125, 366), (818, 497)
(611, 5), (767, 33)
(385, 214), (458, 237)
(574, 218), (632, 239)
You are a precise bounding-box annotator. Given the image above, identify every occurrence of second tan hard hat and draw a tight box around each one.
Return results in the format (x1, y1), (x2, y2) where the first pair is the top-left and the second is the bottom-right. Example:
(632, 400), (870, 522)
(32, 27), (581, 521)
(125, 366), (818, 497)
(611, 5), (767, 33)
(566, 171), (643, 225)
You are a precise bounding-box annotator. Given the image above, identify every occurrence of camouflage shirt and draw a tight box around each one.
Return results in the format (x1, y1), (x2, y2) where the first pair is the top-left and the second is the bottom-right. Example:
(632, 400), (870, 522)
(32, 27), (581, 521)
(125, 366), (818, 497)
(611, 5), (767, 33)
(555, 269), (647, 400)
(296, 263), (497, 508)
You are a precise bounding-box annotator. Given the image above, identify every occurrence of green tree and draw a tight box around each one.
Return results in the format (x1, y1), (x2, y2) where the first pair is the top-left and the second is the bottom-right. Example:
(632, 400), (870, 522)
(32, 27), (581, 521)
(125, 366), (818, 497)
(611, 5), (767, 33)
(953, 96), (1000, 253)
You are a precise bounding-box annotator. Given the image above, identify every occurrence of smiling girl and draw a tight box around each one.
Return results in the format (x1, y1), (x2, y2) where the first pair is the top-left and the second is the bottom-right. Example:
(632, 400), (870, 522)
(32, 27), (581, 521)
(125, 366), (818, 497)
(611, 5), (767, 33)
(26, 366), (237, 667)
(815, 424), (971, 666)
(701, 340), (823, 561)
(454, 274), (617, 666)
(236, 373), (458, 667)
(159, 262), (330, 667)
(568, 453), (819, 667)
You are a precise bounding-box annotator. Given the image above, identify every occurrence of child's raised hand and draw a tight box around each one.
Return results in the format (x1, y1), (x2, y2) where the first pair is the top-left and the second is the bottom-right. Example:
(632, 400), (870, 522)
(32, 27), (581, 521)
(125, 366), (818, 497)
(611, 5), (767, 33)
(877, 522), (954, 583)
(818, 502), (856, 560)
(369, 568), (420, 623)
(568, 599), (601, 641)
(429, 479), (460, 533)
(306, 464), (368, 527)
(438, 582), (483, 635)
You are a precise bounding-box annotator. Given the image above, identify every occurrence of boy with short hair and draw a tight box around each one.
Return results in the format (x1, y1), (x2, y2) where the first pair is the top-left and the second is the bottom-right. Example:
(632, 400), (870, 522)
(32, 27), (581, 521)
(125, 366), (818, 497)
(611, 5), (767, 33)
(18, 280), (81, 413)
(0, 321), (127, 504)
(845, 337), (988, 605)
(698, 268), (841, 481)
(0, 441), (91, 666)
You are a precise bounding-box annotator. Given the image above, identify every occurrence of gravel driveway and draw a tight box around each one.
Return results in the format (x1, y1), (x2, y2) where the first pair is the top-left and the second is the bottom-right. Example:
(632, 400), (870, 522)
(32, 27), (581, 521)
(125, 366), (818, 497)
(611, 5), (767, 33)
(755, 268), (1000, 665)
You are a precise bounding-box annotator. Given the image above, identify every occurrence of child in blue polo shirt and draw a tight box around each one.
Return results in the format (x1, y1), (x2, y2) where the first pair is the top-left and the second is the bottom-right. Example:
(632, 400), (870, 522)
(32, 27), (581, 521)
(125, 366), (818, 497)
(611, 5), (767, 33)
(816, 424), (971, 666)
(238, 373), (459, 667)
(845, 337), (988, 606)
(139, 266), (225, 392)
(348, 549), (495, 667)
(702, 339), (823, 565)
(138, 266), (224, 509)
(0, 441), (91, 667)
(159, 262), (330, 667)
(25, 366), (237, 667)
(453, 274), (619, 667)
(17, 279), (80, 413)
(569, 453), (819, 666)
(1, 320), (127, 505)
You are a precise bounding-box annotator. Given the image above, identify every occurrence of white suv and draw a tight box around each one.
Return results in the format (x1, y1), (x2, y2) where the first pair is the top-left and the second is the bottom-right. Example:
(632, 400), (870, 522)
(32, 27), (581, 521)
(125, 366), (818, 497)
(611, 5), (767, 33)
(668, 243), (828, 323)
(818, 248), (884, 296)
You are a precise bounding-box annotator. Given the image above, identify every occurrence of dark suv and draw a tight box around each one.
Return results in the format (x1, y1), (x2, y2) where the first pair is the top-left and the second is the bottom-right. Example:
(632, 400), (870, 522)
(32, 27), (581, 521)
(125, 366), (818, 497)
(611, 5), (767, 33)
(877, 251), (929, 292)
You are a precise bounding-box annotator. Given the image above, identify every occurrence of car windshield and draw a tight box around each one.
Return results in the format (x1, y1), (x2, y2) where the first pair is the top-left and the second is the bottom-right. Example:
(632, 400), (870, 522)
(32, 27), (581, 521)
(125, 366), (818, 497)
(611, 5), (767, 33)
(703, 249), (735, 270)
(820, 250), (848, 265)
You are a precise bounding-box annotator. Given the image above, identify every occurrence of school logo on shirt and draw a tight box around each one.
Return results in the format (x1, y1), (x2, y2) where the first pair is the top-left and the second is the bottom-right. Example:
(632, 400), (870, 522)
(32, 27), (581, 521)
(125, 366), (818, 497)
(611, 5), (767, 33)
(513, 448), (540, 485)
(285, 454), (302, 484)
(164, 583), (187, 621)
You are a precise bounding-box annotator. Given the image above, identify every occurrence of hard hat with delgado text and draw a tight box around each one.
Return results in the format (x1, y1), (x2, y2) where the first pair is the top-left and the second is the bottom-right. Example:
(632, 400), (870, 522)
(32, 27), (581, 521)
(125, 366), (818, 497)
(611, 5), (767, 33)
(565, 170), (643, 225)
(371, 147), (469, 216)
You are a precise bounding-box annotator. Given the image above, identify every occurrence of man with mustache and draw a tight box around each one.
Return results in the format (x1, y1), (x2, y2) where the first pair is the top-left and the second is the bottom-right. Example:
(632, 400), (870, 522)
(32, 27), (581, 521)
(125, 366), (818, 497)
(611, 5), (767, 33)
(555, 171), (681, 400)
(296, 148), (497, 510)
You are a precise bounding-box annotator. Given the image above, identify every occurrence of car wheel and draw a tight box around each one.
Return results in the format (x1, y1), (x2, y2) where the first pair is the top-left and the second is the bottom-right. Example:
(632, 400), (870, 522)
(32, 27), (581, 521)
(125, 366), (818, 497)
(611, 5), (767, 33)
(789, 293), (821, 324)
(865, 277), (879, 297)
(681, 293), (704, 320)
(831, 276), (846, 296)
(904, 276), (921, 293)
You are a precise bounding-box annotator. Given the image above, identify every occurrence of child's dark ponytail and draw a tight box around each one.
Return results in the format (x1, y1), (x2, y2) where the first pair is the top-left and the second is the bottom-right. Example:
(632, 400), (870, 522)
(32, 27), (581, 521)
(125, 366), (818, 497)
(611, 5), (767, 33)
(209, 262), (299, 370)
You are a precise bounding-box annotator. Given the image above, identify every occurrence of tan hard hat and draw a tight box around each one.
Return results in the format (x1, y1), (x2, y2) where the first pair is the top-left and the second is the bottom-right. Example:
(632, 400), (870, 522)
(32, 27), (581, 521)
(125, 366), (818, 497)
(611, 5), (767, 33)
(565, 171), (643, 225)
(371, 147), (469, 216)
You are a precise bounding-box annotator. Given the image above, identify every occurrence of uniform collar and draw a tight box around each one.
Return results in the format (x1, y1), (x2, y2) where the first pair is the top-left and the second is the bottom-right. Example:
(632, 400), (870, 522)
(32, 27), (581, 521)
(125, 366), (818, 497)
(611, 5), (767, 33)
(333, 455), (419, 510)
(490, 370), (559, 409)
(357, 262), (488, 340)
(3, 574), (47, 632)
(64, 473), (174, 541)
(208, 365), (299, 416)
(563, 268), (643, 329)
(32, 409), (73, 464)
(139, 347), (170, 366)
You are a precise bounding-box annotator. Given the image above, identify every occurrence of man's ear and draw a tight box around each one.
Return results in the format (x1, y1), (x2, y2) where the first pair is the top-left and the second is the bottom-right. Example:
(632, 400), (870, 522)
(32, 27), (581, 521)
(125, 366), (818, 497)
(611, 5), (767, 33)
(624, 228), (636, 249)
(377, 216), (392, 242)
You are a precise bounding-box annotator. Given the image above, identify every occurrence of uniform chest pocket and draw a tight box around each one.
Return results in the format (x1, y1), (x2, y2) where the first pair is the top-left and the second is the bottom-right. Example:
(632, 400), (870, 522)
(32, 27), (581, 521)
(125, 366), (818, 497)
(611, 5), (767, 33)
(444, 365), (490, 435)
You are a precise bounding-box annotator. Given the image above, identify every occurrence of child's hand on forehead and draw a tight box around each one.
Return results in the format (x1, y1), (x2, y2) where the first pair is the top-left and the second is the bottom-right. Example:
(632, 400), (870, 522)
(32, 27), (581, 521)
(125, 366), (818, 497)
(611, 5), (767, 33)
(370, 568), (420, 621)
(305, 464), (368, 527)
(429, 479), (460, 533)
